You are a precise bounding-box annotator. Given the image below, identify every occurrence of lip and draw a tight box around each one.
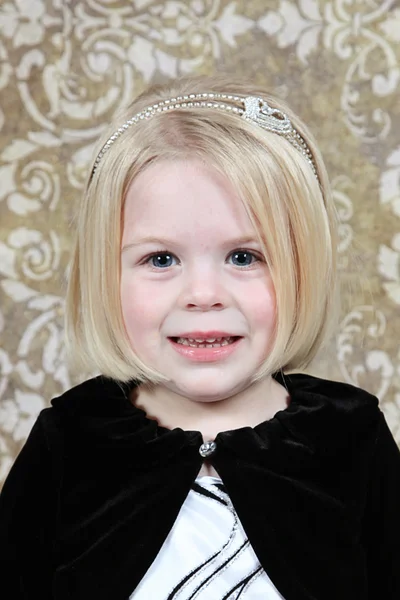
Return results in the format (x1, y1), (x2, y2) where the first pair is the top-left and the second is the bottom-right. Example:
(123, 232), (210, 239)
(171, 331), (240, 340)
(168, 336), (243, 362)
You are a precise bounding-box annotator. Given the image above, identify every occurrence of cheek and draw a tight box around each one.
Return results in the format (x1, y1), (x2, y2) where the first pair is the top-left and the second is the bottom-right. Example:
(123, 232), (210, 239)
(120, 277), (166, 340)
(247, 280), (276, 325)
(120, 277), (143, 337)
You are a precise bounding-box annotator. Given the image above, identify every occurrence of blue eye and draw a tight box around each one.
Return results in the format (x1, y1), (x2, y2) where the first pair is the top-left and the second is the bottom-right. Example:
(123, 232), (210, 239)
(144, 250), (261, 269)
(230, 251), (257, 267)
(148, 253), (176, 269)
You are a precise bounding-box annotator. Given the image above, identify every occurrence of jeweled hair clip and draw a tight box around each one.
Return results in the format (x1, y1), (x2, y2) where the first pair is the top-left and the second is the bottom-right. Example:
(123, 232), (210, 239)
(90, 93), (319, 183)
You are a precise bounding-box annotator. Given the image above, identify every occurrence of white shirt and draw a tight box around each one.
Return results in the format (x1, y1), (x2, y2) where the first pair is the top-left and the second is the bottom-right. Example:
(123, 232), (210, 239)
(131, 476), (285, 599)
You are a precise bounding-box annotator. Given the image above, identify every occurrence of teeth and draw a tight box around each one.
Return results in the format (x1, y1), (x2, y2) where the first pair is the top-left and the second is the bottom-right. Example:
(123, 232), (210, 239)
(176, 336), (234, 347)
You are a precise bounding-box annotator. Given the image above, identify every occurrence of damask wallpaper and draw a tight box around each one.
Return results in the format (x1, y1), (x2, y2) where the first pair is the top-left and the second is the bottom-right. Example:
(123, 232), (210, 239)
(0, 0), (399, 486)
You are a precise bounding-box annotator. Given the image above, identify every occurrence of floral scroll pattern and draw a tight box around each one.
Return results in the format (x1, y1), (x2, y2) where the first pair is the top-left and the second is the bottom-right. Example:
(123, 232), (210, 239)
(0, 0), (399, 485)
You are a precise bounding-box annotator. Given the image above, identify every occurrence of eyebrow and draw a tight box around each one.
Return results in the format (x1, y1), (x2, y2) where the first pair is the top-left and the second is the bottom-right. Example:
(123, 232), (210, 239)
(122, 235), (261, 252)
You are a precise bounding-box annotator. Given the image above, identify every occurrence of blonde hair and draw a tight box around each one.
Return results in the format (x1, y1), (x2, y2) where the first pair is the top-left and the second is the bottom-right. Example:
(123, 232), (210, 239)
(65, 73), (340, 384)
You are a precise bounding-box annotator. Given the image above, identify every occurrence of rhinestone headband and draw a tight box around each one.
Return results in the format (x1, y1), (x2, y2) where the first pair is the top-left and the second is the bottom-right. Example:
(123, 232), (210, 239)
(90, 93), (319, 183)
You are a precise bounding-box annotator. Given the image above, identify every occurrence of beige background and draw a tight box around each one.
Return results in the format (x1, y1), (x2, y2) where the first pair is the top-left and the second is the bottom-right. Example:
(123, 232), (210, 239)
(0, 0), (400, 486)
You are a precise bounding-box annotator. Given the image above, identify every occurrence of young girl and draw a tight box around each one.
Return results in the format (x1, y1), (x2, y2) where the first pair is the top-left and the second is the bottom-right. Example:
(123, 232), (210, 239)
(0, 74), (399, 600)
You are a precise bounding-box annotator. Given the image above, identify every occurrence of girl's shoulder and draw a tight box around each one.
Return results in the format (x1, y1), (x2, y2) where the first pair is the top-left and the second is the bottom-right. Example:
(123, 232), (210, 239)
(46, 375), (134, 419)
(276, 371), (380, 423)
(269, 371), (383, 459)
(282, 371), (379, 403)
(36, 376), (140, 449)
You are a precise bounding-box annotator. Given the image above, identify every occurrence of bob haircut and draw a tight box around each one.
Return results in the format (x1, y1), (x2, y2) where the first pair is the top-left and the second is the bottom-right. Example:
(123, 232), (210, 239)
(65, 73), (340, 384)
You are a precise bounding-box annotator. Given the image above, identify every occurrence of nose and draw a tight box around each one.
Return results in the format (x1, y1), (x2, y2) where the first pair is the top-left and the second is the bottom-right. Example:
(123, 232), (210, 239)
(179, 264), (227, 310)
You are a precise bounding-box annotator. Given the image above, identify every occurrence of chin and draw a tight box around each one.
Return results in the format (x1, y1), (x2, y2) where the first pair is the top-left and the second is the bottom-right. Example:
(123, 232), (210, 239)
(170, 376), (247, 401)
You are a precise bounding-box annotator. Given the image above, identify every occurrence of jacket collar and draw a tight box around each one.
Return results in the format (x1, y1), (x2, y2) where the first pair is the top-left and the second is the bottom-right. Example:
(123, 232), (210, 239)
(51, 371), (379, 465)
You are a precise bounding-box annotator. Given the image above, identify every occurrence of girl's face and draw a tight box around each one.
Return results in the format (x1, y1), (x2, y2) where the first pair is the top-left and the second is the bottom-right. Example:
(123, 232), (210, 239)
(120, 159), (276, 403)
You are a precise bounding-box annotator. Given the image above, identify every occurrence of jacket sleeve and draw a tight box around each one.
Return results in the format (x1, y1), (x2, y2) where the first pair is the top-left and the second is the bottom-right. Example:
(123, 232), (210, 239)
(360, 411), (400, 599)
(0, 413), (57, 599)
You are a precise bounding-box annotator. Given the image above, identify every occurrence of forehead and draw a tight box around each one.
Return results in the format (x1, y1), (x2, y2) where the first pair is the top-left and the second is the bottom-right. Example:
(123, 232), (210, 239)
(123, 158), (257, 238)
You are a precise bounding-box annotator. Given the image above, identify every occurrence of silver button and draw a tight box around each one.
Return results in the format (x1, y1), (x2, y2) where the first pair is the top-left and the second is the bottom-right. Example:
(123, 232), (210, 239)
(199, 441), (217, 458)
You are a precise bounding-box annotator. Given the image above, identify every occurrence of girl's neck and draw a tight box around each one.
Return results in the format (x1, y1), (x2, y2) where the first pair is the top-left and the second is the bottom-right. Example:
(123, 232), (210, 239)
(130, 376), (290, 441)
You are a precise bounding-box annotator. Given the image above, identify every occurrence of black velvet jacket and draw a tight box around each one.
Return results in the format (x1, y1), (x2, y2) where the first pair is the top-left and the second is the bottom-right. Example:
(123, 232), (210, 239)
(1, 372), (400, 600)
